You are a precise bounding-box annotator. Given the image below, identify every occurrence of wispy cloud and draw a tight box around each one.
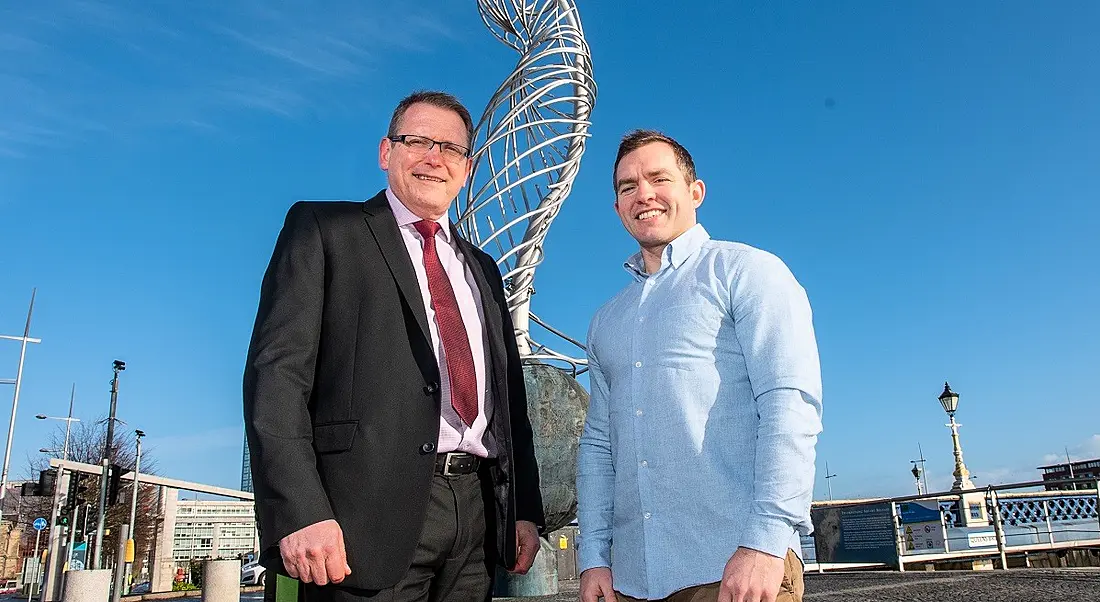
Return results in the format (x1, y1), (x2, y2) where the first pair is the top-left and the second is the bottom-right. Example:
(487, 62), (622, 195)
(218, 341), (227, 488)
(0, 0), (462, 157)
(1041, 434), (1100, 465)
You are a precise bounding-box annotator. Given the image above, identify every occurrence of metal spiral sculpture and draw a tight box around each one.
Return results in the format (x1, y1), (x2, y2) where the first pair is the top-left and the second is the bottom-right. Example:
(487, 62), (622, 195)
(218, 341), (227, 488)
(455, 0), (596, 374)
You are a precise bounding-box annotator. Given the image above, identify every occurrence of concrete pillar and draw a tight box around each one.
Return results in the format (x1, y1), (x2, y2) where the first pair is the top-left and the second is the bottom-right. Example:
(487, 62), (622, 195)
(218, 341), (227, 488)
(151, 487), (178, 593)
(202, 559), (241, 602)
(61, 569), (111, 602)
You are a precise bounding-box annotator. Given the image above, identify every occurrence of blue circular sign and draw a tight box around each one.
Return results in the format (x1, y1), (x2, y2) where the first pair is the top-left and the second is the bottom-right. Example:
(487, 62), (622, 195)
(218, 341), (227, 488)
(33, 518), (47, 531)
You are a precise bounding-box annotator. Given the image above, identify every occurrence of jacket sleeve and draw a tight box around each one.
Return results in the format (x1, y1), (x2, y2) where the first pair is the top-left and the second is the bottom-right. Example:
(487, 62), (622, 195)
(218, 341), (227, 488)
(243, 202), (335, 558)
(493, 264), (546, 529)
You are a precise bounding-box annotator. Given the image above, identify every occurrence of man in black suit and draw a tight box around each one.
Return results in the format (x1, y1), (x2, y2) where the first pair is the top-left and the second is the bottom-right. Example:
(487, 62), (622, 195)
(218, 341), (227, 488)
(244, 90), (545, 602)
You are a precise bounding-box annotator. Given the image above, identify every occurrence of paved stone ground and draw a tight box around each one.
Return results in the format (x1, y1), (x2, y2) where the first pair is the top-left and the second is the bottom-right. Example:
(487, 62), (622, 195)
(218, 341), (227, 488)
(502, 569), (1100, 602)
(100, 569), (1100, 602)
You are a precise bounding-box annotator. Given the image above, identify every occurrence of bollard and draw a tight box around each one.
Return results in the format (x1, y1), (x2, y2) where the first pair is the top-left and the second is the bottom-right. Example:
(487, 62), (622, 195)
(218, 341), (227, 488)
(202, 559), (242, 602)
(61, 569), (112, 602)
(493, 537), (558, 596)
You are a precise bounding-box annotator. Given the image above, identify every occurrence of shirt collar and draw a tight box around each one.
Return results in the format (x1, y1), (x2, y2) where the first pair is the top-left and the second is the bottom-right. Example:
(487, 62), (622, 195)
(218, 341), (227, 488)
(386, 188), (452, 244)
(623, 223), (710, 280)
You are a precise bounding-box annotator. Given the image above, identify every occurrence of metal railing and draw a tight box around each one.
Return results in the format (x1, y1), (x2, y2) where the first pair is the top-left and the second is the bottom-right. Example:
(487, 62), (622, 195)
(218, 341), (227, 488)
(802, 476), (1100, 571)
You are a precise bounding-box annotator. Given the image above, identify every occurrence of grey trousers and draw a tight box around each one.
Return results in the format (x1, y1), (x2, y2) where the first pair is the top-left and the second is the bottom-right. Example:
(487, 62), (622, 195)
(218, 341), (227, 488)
(299, 470), (493, 602)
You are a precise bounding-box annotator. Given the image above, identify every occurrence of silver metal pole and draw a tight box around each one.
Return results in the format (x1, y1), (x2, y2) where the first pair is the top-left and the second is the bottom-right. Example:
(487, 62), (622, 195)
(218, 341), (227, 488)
(30, 527), (42, 601)
(123, 434), (141, 593)
(1044, 499), (1055, 545)
(92, 460), (109, 569)
(890, 502), (905, 572)
(67, 503), (80, 569)
(42, 468), (68, 601)
(109, 524), (128, 602)
(1, 289), (37, 501)
(918, 442), (930, 495)
(989, 488), (1008, 570)
(63, 385), (75, 461)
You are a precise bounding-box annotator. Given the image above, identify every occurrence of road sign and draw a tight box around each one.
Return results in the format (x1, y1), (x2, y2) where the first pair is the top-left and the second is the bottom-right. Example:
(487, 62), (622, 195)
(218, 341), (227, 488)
(33, 517), (47, 531)
(903, 521), (945, 552)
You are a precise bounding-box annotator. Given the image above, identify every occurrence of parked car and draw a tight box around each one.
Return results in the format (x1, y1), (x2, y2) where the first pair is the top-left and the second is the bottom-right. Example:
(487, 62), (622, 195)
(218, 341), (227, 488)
(129, 581), (151, 594)
(241, 560), (267, 586)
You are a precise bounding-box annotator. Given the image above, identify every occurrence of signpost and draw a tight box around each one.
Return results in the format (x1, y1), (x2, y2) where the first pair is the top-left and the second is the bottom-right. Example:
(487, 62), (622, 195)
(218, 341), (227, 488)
(897, 501), (947, 553)
(811, 503), (900, 566)
(30, 517), (46, 600)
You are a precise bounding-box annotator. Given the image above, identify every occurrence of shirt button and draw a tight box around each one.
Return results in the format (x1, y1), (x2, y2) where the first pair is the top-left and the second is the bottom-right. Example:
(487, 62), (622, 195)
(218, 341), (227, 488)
(636, 409), (643, 416)
(644, 512), (652, 519)
(640, 460), (648, 467)
(635, 361), (642, 368)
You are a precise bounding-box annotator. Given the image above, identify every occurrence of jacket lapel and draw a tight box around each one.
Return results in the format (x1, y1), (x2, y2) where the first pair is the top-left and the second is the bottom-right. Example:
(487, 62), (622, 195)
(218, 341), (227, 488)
(362, 191), (431, 343)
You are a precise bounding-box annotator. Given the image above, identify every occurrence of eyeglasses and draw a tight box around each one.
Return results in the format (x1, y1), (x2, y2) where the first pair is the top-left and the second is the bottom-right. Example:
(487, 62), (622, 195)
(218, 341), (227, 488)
(388, 134), (470, 162)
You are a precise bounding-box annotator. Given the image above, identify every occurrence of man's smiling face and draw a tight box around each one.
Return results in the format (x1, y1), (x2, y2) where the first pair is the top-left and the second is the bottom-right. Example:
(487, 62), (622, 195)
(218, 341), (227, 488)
(613, 141), (704, 252)
(379, 102), (472, 220)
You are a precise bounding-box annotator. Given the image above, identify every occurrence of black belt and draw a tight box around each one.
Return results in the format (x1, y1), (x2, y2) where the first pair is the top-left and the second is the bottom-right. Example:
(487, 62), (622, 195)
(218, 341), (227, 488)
(435, 452), (487, 476)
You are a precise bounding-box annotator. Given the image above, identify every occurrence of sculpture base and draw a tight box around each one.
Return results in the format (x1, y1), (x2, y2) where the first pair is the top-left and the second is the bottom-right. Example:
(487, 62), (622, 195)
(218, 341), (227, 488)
(492, 537), (558, 597)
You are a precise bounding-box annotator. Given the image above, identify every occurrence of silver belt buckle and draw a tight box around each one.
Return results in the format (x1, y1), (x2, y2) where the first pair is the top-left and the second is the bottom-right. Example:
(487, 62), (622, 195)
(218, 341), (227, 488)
(441, 452), (460, 477)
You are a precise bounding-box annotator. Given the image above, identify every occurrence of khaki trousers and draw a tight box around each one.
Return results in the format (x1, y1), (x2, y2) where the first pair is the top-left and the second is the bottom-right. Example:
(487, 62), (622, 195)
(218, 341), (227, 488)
(614, 549), (804, 602)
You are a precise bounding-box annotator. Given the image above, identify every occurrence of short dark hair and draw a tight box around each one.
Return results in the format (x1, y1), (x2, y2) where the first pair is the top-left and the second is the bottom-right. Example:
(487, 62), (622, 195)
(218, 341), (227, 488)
(613, 129), (697, 190)
(387, 91), (475, 147)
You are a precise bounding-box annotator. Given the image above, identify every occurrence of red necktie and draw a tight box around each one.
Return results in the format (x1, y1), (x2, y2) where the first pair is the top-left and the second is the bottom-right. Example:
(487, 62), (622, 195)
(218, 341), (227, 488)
(413, 220), (479, 427)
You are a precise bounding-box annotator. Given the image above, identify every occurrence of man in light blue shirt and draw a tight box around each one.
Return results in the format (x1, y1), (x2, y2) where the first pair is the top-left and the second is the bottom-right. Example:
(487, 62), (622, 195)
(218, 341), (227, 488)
(577, 131), (823, 602)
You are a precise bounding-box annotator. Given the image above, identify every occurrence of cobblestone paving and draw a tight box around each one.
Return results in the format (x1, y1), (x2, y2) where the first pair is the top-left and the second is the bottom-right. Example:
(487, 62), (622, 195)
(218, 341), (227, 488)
(505, 569), (1100, 602)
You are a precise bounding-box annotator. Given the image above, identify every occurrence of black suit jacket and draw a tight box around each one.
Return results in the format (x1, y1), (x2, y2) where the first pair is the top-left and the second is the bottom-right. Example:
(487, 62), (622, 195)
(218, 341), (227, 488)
(243, 190), (545, 590)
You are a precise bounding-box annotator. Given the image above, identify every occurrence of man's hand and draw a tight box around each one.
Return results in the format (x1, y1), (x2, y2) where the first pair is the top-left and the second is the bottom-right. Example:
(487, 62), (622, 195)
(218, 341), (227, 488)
(579, 567), (615, 602)
(718, 547), (785, 602)
(279, 519), (352, 586)
(511, 520), (540, 574)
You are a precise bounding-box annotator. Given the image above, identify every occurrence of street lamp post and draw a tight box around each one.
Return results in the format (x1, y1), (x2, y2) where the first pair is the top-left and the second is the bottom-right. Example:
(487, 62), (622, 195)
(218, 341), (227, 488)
(1, 289), (41, 503)
(124, 429), (144, 594)
(37, 385), (81, 601)
(938, 382), (975, 491)
(36, 384), (80, 461)
(911, 464), (923, 495)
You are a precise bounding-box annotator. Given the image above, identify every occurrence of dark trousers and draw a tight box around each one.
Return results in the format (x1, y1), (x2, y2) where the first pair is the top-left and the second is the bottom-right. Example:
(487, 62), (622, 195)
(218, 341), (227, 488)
(295, 470), (494, 602)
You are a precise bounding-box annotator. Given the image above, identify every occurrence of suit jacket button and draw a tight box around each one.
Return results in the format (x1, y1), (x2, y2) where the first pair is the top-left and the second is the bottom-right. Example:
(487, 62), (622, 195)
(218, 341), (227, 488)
(424, 382), (439, 395)
(420, 442), (436, 454)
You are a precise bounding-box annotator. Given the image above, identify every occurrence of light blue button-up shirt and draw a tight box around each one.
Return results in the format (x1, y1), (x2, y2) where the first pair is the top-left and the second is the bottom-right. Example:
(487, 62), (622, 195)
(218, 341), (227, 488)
(577, 224), (823, 599)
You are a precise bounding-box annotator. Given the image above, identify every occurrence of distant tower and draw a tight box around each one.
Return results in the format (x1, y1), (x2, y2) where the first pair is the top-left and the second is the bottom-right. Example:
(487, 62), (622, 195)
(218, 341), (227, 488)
(241, 432), (253, 493)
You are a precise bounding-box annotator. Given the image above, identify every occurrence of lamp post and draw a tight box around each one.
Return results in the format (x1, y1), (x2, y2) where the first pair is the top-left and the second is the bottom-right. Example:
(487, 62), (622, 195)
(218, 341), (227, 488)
(911, 464), (923, 495)
(824, 461), (837, 501)
(124, 429), (144, 593)
(938, 382), (975, 491)
(36, 384), (80, 461)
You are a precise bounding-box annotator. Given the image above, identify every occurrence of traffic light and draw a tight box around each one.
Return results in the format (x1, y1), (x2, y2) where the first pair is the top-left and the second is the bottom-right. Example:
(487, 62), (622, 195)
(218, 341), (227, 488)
(38, 469), (57, 497)
(61, 474), (91, 518)
(107, 464), (123, 505)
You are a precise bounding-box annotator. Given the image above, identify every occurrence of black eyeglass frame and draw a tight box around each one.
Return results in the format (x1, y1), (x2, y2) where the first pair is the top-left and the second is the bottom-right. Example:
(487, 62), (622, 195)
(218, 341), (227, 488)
(387, 134), (471, 159)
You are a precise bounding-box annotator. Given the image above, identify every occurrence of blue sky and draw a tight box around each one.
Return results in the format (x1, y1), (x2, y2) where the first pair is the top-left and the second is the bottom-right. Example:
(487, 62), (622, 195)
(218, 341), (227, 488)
(2, 1), (1098, 500)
